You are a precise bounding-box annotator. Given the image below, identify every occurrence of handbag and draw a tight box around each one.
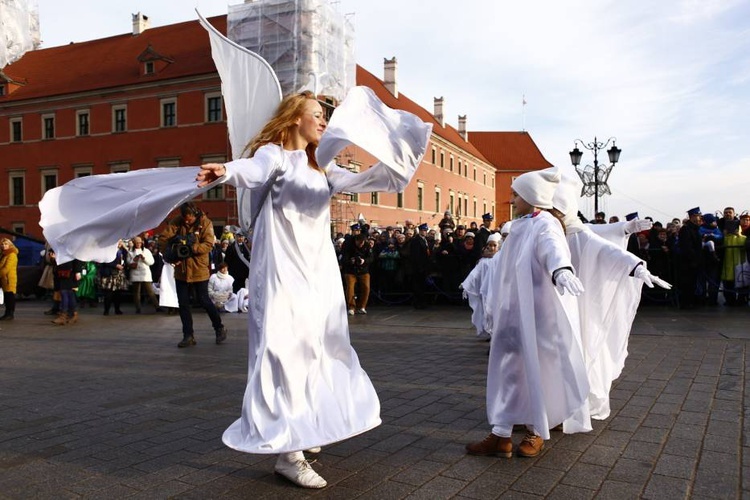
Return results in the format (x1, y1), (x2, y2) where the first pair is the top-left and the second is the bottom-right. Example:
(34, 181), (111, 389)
(38, 265), (55, 290)
(734, 261), (750, 288)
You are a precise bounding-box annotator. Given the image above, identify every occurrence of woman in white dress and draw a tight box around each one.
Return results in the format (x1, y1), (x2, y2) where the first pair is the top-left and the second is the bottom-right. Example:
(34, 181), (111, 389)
(196, 90), (429, 488)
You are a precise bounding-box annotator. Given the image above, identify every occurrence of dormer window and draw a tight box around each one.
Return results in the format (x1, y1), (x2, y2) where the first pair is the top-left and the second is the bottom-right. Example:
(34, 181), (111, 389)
(137, 44), (174, 77)
(0, 84), (5, 97)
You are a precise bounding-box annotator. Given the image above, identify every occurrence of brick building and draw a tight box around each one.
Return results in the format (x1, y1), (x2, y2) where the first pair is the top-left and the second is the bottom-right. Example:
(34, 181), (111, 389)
(0, 13), (550, 240)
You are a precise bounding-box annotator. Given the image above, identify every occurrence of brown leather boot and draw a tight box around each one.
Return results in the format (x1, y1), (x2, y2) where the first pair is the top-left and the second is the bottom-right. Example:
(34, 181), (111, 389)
(465, 433), (513, 457)
(68, 312), (79, 324)
(517, 431), (544, 457)
(52, 313), (68, 325)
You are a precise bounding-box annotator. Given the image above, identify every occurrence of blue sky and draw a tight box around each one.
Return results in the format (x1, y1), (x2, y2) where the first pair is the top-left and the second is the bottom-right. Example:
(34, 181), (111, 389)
(33, 0), (750, 221)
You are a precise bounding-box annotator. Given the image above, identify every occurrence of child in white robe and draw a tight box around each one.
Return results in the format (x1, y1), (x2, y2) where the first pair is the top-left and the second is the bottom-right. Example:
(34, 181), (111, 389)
(461, 233), (502, 339)
(466, 167), (589, 459)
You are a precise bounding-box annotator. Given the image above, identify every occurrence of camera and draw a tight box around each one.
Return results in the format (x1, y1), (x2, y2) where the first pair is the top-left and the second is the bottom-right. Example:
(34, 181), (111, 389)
(165, 234), (195, 262)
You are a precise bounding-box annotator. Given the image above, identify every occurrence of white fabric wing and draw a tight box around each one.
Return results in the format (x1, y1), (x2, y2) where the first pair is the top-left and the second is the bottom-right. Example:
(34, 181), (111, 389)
(39, 168), (220, 264)
(318, 86), (433, 193)
(198, 11), (283, 234)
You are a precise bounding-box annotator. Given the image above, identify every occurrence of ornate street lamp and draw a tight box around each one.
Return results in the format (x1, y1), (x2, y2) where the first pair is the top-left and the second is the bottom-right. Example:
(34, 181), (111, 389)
(569, 136), (621, 216)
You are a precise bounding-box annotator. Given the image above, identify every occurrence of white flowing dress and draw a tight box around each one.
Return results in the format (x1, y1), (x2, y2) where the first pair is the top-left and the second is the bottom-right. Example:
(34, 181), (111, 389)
(485, 212), (590, 440)
(220, 144), (420, 453)
(461, 257), (495, 339)
(565, 223), (643, 420)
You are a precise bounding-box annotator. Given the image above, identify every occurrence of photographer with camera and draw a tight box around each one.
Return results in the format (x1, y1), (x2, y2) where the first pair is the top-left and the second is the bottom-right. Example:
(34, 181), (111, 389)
(159, 202), (227, 347)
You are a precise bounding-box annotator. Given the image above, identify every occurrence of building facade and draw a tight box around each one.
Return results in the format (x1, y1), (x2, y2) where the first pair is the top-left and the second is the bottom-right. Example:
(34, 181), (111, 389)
(0, 13), (548, 240)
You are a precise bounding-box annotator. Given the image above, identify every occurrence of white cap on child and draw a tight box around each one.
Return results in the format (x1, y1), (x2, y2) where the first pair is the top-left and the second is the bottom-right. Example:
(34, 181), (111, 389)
(511, 166), (561, 209)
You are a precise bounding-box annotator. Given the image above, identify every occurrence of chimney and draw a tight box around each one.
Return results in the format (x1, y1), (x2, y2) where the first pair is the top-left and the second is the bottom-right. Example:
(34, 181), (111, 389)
(458, 115), (467, 141)
(384, 57), (398, 97)
(434, 97), (444, 127)
(132, 12), (150, 35)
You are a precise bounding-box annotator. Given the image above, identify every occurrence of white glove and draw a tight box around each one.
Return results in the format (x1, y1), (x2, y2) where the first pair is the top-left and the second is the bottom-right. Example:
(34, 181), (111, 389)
(633, 265), (673, 289)
(554, 269), (585, 296)
(624, 219), (652, 234)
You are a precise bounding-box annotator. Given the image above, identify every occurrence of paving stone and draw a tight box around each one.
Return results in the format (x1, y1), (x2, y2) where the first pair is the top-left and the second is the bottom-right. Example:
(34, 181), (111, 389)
(653, 453), (696, 480)
(595, 479), (645, 499)
(621, 439), (662, 462)
(607, 457), (653, 484)
(643, 474), (690, 499)
(407, 475), (467, 500)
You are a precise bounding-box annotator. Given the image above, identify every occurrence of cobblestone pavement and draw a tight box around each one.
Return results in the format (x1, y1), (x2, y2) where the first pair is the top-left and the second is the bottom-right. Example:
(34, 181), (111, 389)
(1, 300), (748, 499)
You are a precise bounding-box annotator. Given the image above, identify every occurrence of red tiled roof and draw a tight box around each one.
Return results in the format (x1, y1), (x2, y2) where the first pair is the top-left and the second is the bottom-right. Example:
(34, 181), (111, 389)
(468, 131), (553, 172)
(355, 65), (491, 166)
(1, 15), (227, 102)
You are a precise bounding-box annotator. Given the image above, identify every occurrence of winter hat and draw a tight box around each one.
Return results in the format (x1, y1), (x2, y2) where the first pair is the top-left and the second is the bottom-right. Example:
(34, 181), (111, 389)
(500, 221), (513, 235)
(551, 174), (582, 227)
(511, 166), (561, 210)
(487, 233), (502, 244)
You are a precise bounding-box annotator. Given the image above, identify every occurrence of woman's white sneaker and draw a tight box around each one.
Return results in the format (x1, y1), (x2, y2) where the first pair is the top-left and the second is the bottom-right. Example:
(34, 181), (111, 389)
(274, 454), (327, 489)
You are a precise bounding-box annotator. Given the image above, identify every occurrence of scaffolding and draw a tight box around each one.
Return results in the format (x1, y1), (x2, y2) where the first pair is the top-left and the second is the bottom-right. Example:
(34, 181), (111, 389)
(227, 0), (355, 101)
(0, 0), (40, 68)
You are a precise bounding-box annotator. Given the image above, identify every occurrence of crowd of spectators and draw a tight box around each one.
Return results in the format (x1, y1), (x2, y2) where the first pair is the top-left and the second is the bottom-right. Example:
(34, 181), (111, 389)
(32, 222), (253, 325)
(3, 206), (749, 322)
(332, 207), (750, 311)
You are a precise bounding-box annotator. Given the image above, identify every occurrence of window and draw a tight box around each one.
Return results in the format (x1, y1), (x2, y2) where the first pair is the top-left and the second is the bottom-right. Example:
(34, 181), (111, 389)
(204, 185), (225, 200)
(157, 159), (180, 168)
(0, 84), (5, 97)
(370, 192), (379, 205)
(417, 183), (424, 211)
(42, 114), (55, 139)
(41, 170), (58, 194)
(113, 105), (127, 132)
(440, 152), (444, 168)
(202, 155), (226, 200)
(431, 148), (436, 164)
(449, 192), (455, 215)
(492, 176), (495, 188)
(449, 156), (454, 172)
(483, 172), (487, 186)
(110, 162), (130, 174)
(206, 94), (222, 123)
(9, 118), (22, 142)
(397, 192), (404, 208)
(9, 172), (24, 205)
(435, 191), (441, 213)
(144, 61), (154, 75)
(473, 199), (477, 217)
(464, 198), (468, 218)
(76, 110), (90, 136)
(161, 98), (176, 127)
(11, 223), (24, 234)
(483, 202), (488, 217)
(473, 167), (477, 181)
(74, 165), (92, 178)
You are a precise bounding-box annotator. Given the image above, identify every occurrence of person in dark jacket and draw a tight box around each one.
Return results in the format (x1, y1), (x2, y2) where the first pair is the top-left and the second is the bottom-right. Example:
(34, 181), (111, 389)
(410, 223), (431, 309)
(342, 233), (374, 315)
(677, 207), (703, 309)
(158, 202), (227, 347)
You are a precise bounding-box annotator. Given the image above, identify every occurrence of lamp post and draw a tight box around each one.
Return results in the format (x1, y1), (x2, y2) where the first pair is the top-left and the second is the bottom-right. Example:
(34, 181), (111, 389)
(569, 137), (621, 216)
